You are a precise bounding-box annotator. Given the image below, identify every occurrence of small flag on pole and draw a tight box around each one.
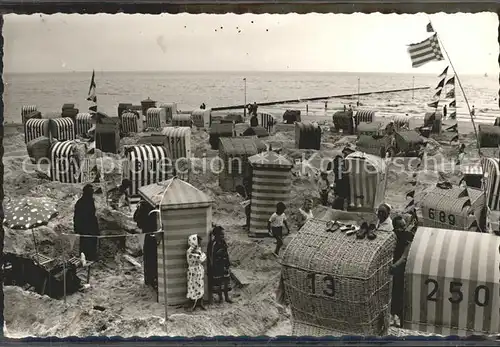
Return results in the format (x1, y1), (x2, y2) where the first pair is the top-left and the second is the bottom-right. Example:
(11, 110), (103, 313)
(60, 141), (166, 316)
(433, 89), (442, 98)
(445, 89), (455, 99)
(428, 100), (439, 108)
(426, 22), (434, 32)
(407, 34), (444, 68)
(449, 100), (456, 108)
(406, 190), (415, 199)
(450, 134), (459, 144)
(436, 77), (445, 90)
(446, 76), (455, 86)
(438, 66), (449, 78)
(449, 111), (457, 119)
(87, 70), (97, 103)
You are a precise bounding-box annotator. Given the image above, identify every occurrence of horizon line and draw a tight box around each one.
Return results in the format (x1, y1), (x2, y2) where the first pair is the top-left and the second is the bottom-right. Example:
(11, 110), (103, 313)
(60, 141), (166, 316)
(3, 70), (490, 75)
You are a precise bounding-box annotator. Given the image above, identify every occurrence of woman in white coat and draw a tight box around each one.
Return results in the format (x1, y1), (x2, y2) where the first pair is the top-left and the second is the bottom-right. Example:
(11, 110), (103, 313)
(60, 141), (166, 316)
(186, 234), (207, 311)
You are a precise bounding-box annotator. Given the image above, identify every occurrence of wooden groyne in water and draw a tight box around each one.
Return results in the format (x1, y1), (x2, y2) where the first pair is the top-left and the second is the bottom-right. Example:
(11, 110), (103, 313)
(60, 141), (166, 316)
(212, 86), (430, 111)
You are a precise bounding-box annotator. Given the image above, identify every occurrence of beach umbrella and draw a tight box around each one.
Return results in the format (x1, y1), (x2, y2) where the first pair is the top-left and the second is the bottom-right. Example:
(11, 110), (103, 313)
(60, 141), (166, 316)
(3, 197), (58, 262)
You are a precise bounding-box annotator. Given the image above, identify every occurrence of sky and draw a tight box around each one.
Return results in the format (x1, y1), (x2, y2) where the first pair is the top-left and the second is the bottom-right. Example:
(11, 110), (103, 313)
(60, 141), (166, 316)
(3, 12), (498, 74)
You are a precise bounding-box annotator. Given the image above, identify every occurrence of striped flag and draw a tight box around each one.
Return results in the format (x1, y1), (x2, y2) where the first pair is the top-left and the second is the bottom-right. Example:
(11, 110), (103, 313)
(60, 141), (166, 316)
(449, 111), (456, 119)
(445, 89), (455, 99)
(438, 66), (449, 78)
(436, 77), (445, 90)
(445, 123), (458, 132)
(407, 34), (444, 68)
(449, 100), (456, 108)
(446, 76), (455, 86)
(426, 22), (434, 32)
(428, 101), (439, 108)
(87, 70), (97, 103)
(433, 89), (442, 98)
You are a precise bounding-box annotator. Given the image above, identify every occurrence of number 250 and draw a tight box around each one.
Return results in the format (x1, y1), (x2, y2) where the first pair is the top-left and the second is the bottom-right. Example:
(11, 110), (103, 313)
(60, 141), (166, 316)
(425, 279), (490, 307)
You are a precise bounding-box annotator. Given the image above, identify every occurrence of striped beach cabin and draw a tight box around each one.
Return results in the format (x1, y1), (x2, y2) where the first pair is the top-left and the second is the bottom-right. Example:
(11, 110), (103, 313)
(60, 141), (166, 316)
(156, 102), (177, 123)
(191, 109), (211, 129)
(146, 108), (168, 130)
(123, 145), (173, 203)
(162, 127), (192, 181)
(259, 112), (276, 134)
(481, 157), (500, 211)
(345, 152), (388, 212)
(121, 112), (144, 135)
(75, 113), (93, 138)
(24, 118), (50, 144)
(218, 136), (267, 192)
(138, 178), (213, 306)
(21, 105), (38, 124)
(404, 227), (500, 336)
(172, 114), (192, 127)
(248, 151), (293, 237)
(355, 110), (376, 126)
(49, 118), (75, 141)
(49, 140), (94, 183)
(420, 185), (485, 231)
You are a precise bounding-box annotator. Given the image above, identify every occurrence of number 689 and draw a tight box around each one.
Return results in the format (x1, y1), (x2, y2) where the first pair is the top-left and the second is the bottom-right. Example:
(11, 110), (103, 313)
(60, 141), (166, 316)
(428, 208), (455, 226)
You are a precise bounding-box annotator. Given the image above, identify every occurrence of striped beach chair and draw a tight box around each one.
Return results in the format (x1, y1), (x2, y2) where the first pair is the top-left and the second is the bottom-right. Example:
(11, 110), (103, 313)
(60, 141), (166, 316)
(21, 105), (38, 124)
(482, 157), (500, 211)
(49, 118), (75, 141)
(392, 114), (411, 131)
(404, 227), (499, 336)
(121, 112), (143, 135)
(172, 114), (192, 127)
(156, 102), (177, 123)
(49, 140), (93, 183)
(123, 145), (173, 204)
(146, 108), (167, 130)
(259, 112), (276, 134)
(162, 126), (191, 181)
(24, 118), (50, 144)
(75, 113), (93, 138)
(344, 151), (388, 212)
(355, 110), (376, 126)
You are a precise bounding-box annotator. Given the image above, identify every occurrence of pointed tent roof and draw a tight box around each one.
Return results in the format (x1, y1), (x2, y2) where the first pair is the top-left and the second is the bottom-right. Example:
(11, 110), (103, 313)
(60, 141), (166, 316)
(138, 177), (213, 210)
(248, 151), (293, 169)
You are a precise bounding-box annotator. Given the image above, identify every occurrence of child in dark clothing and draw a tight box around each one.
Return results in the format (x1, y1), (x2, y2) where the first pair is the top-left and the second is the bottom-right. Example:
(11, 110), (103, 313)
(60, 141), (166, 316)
(268, 202), (291, 257)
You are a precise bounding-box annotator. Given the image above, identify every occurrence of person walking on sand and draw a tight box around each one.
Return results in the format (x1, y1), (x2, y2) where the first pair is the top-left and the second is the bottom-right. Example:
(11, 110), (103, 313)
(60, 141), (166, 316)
(186, 234), (207, 311)
(456, 143), (466, 166)
(389, 215), (414, 327)
(74, 184), (100, 261)
(250, 113), (259, 127)
(268, 202), (291, 257)
(443, 105), (447, 119)
(318, 172), (330, 206)
(471, 105), (476, 117)
(207, 226), (233, 304)
(343, 105), (347, 112)
(298, 198), (314, 228)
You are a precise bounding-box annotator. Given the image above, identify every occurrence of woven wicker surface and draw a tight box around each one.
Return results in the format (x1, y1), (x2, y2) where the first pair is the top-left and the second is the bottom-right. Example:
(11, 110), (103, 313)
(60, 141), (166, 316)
(27, 136), (51, 162)
(394, 130), (424, 152)
(282, 218), (395, 336)
(209, 123), (234, 135)
(219, 136), (266, 156)
(420, 185), (480, 230)
(242, 126), (269, 138)
(479, 124), (500, 147)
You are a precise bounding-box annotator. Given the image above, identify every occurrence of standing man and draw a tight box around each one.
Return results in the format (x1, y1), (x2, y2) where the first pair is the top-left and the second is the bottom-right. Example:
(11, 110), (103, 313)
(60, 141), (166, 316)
(443, 105), (447, 119)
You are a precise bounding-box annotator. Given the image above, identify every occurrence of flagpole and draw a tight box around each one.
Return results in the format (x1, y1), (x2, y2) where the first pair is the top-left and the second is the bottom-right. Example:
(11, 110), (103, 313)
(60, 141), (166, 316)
(430, 19), (487, 232)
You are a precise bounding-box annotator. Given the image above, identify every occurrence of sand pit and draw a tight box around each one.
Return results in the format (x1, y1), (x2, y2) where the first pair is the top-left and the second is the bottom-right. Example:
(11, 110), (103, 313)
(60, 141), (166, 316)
(2, 124), (480, 337)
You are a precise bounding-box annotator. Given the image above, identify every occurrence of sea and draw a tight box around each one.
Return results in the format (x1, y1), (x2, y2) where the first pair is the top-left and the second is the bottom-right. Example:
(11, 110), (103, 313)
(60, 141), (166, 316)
(3, 71), (498, 124)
